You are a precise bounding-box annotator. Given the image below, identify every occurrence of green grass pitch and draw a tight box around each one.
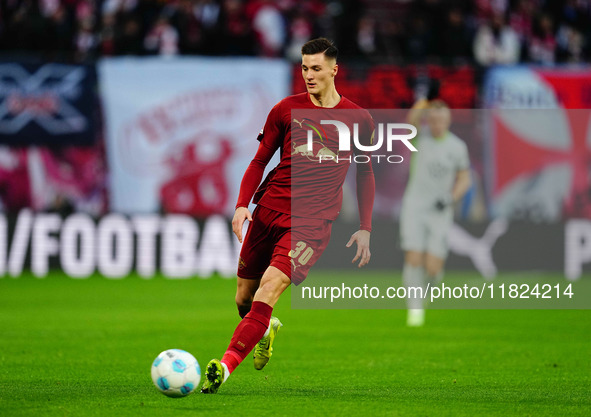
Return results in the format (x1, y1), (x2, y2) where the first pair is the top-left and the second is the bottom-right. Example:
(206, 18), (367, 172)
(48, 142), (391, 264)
(0, 272), (589, 417)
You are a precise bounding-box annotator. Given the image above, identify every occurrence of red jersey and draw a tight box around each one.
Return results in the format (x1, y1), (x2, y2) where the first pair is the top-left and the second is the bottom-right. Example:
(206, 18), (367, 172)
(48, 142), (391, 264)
(236, 93), (375, 231)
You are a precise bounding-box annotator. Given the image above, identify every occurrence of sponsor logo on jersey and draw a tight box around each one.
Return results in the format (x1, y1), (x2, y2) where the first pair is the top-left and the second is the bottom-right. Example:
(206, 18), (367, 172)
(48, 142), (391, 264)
(291, 140), (338, 162)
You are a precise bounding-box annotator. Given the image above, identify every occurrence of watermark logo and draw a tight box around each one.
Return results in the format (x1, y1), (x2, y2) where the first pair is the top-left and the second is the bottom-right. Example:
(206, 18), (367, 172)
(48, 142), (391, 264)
(304, 120), (417, 163)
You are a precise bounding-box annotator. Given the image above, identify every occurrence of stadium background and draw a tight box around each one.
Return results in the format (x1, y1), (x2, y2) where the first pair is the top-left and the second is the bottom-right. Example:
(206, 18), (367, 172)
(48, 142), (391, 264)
(2, 0), (591, 279)
(1, 2), (591, 417)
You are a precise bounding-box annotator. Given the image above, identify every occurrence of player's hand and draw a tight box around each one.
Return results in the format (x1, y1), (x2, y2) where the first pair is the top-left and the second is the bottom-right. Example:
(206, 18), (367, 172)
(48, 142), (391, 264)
(232, 207), (252, 243)
(434, 197), (452, 212)
(346, 230), (371, 268)
(435, 199), (447, 211)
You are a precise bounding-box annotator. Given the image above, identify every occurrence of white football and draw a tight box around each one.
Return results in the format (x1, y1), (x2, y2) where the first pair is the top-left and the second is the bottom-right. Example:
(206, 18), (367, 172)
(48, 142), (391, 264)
(151, 349), (201, 398)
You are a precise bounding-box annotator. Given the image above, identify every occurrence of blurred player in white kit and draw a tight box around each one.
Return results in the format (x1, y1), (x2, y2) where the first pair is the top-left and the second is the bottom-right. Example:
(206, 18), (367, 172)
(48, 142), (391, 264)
(400, 98), (472, 326)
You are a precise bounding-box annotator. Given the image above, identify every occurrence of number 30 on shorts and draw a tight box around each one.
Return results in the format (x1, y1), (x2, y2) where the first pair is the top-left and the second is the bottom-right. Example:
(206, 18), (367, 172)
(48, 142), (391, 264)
(289, 241), (314, 267)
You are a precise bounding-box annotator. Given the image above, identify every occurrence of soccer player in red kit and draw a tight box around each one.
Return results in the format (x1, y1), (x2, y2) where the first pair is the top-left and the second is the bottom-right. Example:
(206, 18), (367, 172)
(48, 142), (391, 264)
(201, 38), (375, 393)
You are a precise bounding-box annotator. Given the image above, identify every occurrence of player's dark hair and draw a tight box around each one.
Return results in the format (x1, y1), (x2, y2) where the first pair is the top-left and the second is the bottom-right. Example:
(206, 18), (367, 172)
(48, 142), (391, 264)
(301, 38), (338, 61)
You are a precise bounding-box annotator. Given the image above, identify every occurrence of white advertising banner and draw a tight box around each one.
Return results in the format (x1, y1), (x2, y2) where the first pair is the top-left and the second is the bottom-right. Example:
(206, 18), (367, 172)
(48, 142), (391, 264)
(99, 57), (289, 215)
(0, 210), (241, 279)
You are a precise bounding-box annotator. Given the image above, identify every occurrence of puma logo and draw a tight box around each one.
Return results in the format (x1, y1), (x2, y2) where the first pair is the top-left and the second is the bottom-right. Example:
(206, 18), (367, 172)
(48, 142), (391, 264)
(448, 219), (508, 279)
(293, 118), (304, 128)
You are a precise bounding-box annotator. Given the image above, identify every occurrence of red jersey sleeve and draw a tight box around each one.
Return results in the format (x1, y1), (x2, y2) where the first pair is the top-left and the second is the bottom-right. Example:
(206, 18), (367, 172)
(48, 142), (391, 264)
(355, 115), (375, 231)
(235, 101), (284, 209)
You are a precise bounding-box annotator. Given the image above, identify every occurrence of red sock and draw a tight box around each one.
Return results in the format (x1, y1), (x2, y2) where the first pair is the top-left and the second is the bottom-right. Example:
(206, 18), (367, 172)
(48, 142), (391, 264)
(221, 301), (272, 374)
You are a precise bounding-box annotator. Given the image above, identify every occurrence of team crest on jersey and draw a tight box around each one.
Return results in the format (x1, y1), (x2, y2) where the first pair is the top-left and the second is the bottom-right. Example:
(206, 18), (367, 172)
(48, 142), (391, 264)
(238, 257), (247, 270)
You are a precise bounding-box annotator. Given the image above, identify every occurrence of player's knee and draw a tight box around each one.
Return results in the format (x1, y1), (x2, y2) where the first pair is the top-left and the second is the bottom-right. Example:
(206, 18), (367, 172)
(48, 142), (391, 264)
(255, 269), (290, 305)
(235, 277), (259, 316)
(426, 265), (440, 277)
(405, 251), (423, 268)
(258, 277), (288, 299)
(425, 259), (444, 277)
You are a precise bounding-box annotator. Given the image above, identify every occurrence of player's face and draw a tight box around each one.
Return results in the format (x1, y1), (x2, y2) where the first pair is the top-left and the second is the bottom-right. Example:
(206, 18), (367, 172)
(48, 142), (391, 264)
(301, 53), (338, 96)
(427, 108), (451, 138)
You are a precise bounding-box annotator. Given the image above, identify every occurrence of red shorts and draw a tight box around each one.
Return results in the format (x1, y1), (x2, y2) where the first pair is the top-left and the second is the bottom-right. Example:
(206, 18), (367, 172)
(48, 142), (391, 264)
(237, 205), (332, 285)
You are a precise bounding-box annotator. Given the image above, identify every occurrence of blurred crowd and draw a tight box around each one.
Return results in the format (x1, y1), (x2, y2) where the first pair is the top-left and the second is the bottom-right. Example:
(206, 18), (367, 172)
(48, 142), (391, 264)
(1, 0), (590, 65)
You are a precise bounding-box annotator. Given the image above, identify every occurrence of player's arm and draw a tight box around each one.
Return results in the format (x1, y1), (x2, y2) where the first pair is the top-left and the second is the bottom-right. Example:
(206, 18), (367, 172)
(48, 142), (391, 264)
(232, 141), (278, 242)
(232, 105), (282, 243)
(449, 140), (472, 206)
(451, 169), (472, 203)
(434, 168), (472, 212)
(406, 98), (429, 131)
(347, 122), (375, 268)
